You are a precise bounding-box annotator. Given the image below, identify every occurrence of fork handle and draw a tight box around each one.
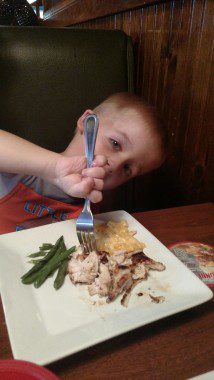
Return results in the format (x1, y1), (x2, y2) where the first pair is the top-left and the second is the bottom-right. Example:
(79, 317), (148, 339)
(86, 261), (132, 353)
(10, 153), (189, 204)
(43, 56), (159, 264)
(82, 198), (91, 212)
(83, 114), (99, 168)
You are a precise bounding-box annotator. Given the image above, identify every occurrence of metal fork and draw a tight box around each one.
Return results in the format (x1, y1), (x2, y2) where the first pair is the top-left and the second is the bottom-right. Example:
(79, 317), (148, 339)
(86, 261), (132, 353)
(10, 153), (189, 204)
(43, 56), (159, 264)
(76, 114), (99, 253)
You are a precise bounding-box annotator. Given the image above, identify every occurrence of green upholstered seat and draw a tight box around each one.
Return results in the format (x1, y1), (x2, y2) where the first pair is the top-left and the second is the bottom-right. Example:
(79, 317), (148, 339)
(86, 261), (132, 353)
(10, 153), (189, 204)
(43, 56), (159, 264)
(0, 27), (134, 152)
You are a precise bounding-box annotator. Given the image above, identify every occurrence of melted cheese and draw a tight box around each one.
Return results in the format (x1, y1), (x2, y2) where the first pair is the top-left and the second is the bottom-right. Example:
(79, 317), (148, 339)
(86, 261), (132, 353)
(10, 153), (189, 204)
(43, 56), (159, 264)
(95, 220), (145, 255)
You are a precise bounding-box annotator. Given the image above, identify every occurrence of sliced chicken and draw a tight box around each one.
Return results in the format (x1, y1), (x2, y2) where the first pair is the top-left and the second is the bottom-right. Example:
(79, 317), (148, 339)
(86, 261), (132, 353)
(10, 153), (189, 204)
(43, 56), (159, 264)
(132, 262), (148, 280)
(131, 251), (165, 271)
(68, 245), (166, 307)
(68, 251), (99, 284)
(97, 251), (108, 264)
(72, 245), (85, 260)
(110, 251), (133, 267)
(107, 267), (132, 303)
(145, 261), (165, 271)
(121, 279), (141, 307)
(88, 263), (112, 297)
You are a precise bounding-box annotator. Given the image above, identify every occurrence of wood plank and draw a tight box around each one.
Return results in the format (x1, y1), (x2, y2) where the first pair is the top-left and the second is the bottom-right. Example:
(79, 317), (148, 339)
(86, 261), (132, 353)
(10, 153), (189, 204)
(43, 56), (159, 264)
(132, 8), (144, 95)
(166, 0), (191, 168)
(155, 1), (172, 115)
(200, 43), (214, 202)
(147, 3), (161, 105)
(180, 0), (214, 202)
(43, 0), (166, 25)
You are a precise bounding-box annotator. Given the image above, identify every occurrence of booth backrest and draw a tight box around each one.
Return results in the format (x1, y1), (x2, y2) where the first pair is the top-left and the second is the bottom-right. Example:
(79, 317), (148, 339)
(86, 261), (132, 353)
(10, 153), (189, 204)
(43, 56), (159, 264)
(0, 27), (134, 152)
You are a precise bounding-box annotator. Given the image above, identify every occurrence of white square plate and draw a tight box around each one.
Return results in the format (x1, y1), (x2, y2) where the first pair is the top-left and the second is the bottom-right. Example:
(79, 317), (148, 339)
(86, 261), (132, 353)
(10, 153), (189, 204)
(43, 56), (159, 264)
(0, 211), (212, 365)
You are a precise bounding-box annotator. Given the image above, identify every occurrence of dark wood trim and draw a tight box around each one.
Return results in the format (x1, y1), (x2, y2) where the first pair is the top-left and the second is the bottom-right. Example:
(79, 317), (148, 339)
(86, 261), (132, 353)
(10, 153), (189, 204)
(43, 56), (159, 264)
(43, 0), (166, 25)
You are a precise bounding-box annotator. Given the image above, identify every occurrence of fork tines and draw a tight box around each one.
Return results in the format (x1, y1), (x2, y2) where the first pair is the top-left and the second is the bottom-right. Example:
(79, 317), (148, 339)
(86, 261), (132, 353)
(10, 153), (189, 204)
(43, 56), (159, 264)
(77, 230), (97, 254)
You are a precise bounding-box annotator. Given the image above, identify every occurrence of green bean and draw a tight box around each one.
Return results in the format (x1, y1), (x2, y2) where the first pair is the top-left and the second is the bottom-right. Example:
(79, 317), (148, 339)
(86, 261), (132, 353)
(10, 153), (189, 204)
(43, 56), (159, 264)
(39, 243), (53, 250)
(21, 236), (64, 281)
(27, 245), (61, 262)
(21, 271), (40, 285)
(27, 251), (45, 258)
(22, 266), (58, 284)
(58, 238), (66, 252)
(28, 259), (42, 264)
(45, 242), (67, 279)
(22, 240), (64, 284)
(54, 259), (68, 290)
(47, 268), (58, 278)
(34, 246), (75, 288)
(27, 244), (54, 258)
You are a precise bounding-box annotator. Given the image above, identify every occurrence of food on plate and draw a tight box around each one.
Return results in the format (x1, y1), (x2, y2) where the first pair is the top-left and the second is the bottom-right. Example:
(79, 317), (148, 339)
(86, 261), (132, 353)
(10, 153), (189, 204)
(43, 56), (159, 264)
(21, 220), (166, 307)
(21, 236), (76, 289)
(95, 220), (145, 254)
(149, 294), (165, 303)
(68, 220), (166, 306)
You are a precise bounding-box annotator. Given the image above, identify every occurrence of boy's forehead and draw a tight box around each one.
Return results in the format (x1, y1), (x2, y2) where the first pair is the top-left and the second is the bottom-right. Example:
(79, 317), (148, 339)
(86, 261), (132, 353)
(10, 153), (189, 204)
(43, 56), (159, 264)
(115, 106), (140, 120)
(104, 108), (144, 129)
(101, 107), (158, 147)
(114, 113), (150, 138)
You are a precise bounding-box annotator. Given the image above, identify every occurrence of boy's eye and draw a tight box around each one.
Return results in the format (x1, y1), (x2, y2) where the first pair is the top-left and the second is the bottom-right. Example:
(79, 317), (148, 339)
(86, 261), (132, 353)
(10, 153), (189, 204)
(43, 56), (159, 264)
(110, 139), (121, 150)
(124, 164), (132, 177)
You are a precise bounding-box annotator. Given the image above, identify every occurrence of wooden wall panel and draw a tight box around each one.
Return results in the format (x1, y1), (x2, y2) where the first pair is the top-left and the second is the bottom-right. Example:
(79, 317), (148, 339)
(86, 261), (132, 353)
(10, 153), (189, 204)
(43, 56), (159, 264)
(43, 1), (163, 24)
(43, 0), (214, 212)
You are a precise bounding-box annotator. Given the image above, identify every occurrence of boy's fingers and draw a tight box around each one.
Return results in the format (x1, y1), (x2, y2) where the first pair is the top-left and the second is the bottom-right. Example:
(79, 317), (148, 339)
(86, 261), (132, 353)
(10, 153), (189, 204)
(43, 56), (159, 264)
(92, 155), (108, 167)
(93, 178), (104, 191)
(69, 177), (94, 197)
(87, 190), (102, 203)
(82, 167), (106, 179)
(75, 177), (103, 196)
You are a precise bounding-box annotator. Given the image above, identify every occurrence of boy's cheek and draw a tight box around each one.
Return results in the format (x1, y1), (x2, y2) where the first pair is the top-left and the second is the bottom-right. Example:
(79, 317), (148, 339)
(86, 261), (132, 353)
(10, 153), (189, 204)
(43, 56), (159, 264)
(103, 175), (124, 190)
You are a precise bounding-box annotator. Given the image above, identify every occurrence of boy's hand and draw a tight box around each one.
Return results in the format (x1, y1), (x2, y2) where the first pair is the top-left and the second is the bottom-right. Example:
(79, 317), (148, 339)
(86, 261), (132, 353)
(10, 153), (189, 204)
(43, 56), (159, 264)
(53, 155), (108, 203)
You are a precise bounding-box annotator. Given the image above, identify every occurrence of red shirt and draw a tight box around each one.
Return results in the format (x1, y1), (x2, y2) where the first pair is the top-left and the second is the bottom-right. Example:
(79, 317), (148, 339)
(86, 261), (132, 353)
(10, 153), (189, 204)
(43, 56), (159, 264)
(0, 182), (83, 234)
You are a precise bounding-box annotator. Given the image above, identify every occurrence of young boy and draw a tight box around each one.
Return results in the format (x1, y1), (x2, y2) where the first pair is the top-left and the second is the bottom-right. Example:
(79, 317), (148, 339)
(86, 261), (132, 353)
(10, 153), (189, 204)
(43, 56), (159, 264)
(0, 92), (166, 234)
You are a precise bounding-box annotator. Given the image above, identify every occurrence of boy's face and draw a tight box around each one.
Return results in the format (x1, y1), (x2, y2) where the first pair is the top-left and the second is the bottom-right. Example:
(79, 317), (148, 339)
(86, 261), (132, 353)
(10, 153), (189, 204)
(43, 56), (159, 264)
(67, 108), (162, 190)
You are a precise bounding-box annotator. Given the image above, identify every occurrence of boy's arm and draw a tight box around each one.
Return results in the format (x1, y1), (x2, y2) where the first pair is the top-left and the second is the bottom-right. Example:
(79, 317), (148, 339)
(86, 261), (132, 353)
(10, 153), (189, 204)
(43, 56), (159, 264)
(0, 129), (59, 179)
(0, 130), (107, 203)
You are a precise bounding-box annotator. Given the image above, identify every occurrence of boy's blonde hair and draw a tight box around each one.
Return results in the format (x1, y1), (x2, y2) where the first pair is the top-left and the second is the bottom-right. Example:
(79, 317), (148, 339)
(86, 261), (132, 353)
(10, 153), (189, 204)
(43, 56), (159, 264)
(94, 92), (167, 161)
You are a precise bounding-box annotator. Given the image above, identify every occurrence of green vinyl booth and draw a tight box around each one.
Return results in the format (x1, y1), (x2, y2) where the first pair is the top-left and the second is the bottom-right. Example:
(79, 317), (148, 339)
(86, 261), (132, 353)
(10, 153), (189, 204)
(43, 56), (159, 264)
(0, 27), (134, 153)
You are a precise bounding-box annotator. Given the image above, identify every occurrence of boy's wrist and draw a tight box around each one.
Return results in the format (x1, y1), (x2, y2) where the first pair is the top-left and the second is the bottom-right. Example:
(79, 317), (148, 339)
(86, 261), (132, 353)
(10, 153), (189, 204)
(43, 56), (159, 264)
(39, 151), (61, 185)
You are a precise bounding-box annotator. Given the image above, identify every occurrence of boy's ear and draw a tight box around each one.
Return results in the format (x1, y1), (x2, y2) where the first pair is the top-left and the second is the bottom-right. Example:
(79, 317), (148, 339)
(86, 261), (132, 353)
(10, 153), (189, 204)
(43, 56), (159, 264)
(77, 109), (94, 134)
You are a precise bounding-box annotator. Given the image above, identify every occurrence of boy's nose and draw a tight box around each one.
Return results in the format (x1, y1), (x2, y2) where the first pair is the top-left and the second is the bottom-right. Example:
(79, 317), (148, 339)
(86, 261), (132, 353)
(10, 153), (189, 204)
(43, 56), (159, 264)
(107, 157), (124, 174)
